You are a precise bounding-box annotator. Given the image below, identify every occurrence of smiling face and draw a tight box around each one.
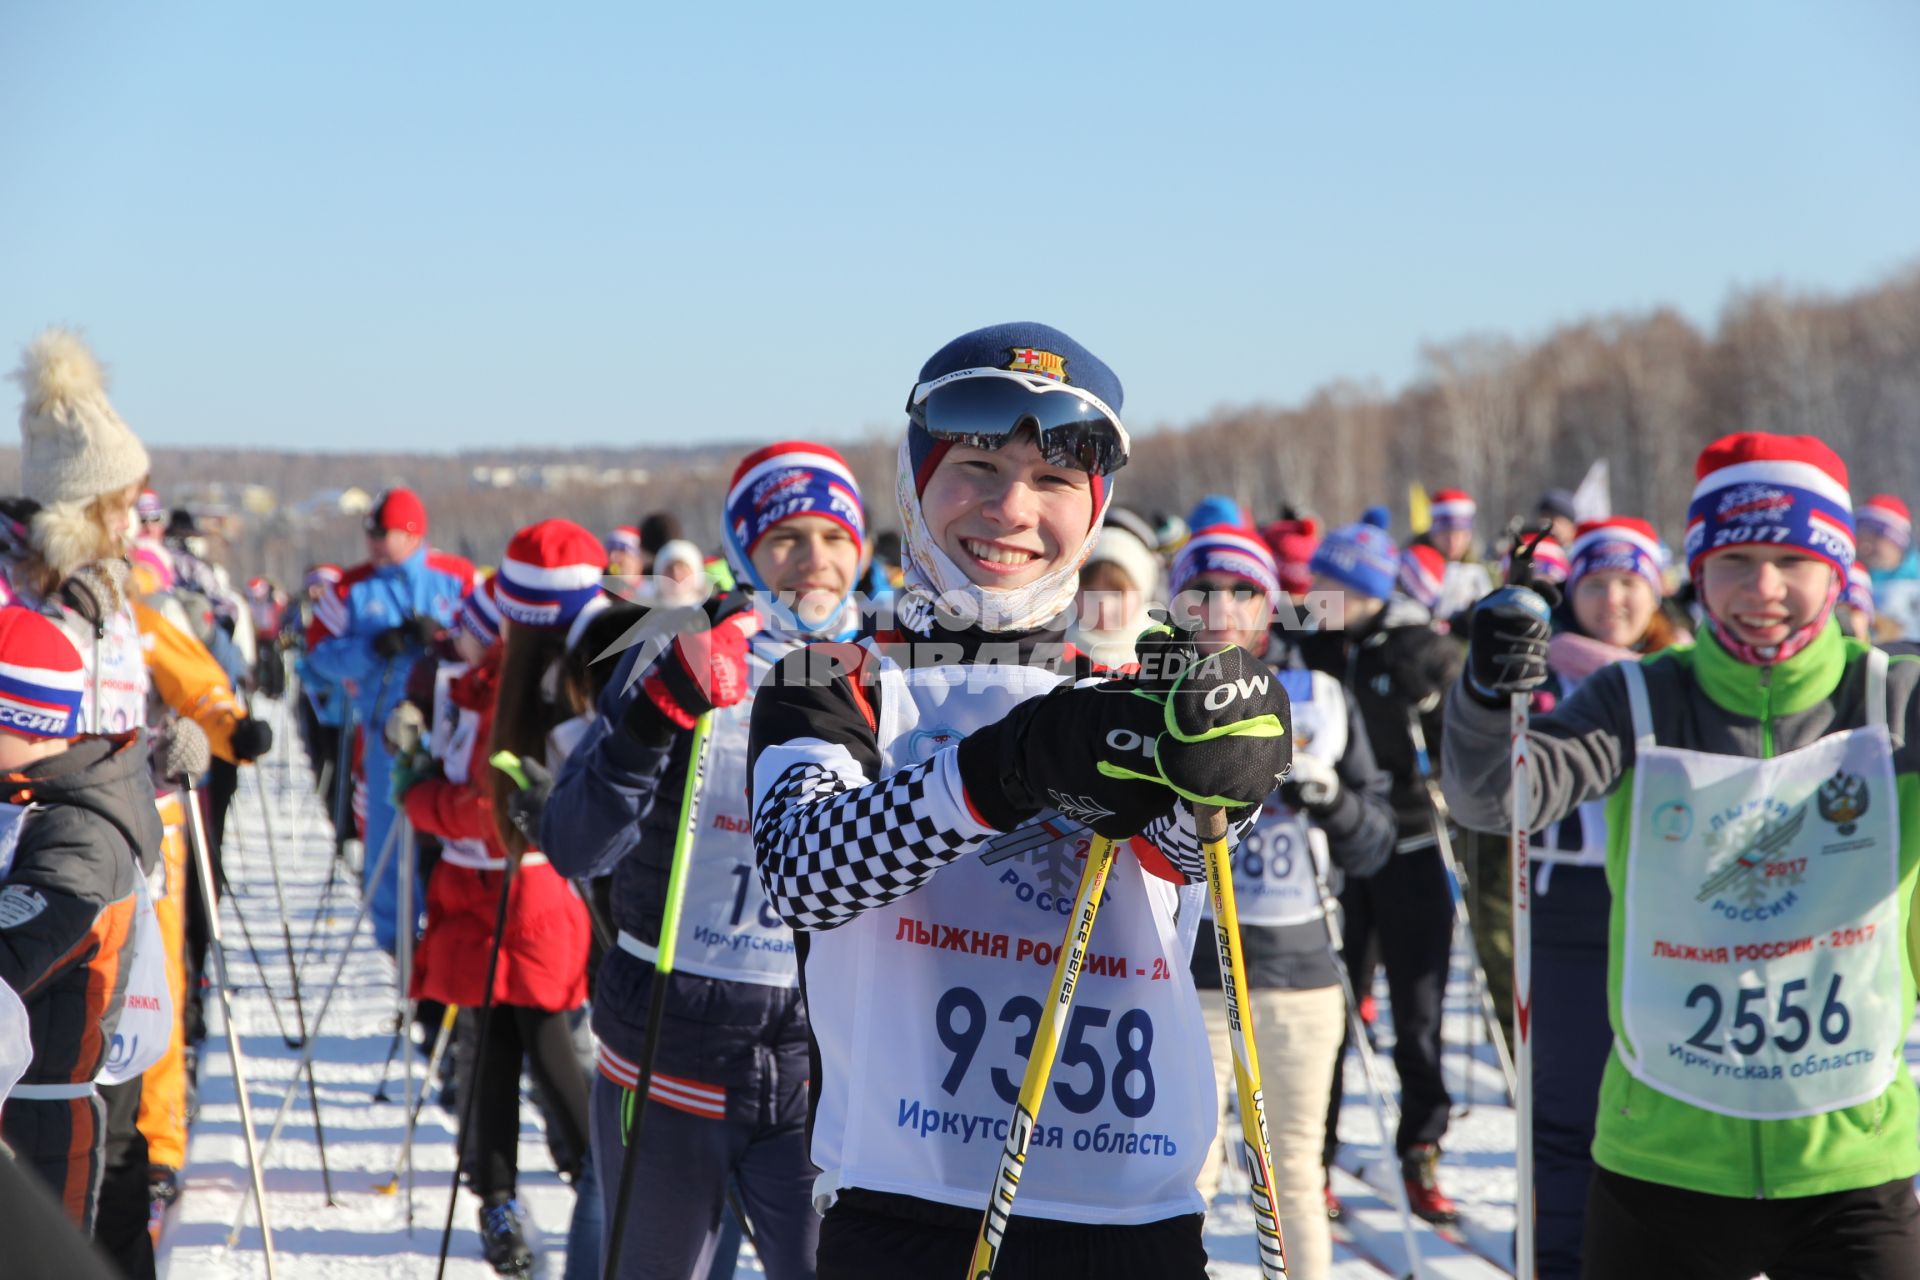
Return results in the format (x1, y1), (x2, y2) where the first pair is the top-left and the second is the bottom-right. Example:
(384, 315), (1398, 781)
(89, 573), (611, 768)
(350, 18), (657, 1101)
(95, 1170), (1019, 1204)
(1571, 569), (1658, 649)
(920, 431), (1095, 590)
(1699, 546), (1837, 652)
(749, 514), (861, 628)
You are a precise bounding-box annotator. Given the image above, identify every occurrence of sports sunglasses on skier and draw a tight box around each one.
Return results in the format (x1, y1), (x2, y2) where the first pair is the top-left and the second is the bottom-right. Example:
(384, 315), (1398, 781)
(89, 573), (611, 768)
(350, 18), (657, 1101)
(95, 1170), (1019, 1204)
(907, 366), (1131, 476)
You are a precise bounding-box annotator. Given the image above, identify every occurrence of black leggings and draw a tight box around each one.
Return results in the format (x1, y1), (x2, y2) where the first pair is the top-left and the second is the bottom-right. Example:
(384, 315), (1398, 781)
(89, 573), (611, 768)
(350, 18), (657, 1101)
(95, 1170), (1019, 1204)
(465, 1004), (591, 1198)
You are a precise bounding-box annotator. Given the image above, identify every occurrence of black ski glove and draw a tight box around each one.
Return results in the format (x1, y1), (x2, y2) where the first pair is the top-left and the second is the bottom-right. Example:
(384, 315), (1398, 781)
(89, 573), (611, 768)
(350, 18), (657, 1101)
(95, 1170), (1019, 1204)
(957, 680), (1176, 839)
(373, 615), (441, 658)
(1144, 642), (1293, 809)
(229, 717), (274, 762)
(1465, 584), (1558, 706)
(505, 757), (553, 843)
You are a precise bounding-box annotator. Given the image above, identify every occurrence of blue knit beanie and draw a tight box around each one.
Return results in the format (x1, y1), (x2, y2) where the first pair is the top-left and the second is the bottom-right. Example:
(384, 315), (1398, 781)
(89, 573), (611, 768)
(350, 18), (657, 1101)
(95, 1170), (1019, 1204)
(1186, 494), (1247, 533)
(1309, 506), (1400, 600)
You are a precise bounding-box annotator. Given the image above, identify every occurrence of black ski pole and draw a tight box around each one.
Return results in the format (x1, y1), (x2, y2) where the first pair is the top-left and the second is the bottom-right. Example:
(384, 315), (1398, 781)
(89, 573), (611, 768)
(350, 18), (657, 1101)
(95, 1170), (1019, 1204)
(435, 752), (534, 1279)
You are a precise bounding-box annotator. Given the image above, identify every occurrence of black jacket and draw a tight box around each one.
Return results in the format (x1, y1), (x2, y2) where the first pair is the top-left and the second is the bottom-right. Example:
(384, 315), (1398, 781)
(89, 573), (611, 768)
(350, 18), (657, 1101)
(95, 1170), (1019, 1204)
(1293, 598), (1464, 842)
(0, 734), (163, 1087)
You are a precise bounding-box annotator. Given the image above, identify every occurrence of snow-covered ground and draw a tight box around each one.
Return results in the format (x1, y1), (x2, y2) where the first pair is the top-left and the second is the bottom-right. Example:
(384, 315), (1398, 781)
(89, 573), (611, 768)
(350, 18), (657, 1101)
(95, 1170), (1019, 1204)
(164, 702), (1920, 1278)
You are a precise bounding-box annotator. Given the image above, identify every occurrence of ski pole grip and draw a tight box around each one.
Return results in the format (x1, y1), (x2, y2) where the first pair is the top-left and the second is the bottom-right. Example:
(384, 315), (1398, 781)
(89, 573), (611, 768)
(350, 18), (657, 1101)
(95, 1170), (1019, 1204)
(489, 750), (531, 792)
(1193, 803), (1229, 843)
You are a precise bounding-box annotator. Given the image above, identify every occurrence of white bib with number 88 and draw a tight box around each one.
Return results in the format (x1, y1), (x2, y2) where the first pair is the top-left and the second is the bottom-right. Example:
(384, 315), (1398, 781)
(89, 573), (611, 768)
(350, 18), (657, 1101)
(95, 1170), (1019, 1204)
(1617, 657), (1903, 1120)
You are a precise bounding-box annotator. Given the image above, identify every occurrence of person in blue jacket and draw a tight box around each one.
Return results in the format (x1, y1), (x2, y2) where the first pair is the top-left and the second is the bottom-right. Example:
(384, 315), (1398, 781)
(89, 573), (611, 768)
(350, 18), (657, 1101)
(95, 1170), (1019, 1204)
(541, 441), (868, 1280)
(305, 487), (472, 954)
(291, 564), (349, 821)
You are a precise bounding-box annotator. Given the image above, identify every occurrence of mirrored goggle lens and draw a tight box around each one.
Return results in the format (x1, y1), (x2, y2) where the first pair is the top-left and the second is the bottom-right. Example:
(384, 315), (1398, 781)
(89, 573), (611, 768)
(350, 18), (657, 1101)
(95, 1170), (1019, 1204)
(913, 377), (1128, 476)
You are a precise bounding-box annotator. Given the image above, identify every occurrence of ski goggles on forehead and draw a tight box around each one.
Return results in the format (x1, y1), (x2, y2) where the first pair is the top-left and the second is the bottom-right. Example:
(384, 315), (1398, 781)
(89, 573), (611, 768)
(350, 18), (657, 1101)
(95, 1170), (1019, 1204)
(908, 368), (1130, 476)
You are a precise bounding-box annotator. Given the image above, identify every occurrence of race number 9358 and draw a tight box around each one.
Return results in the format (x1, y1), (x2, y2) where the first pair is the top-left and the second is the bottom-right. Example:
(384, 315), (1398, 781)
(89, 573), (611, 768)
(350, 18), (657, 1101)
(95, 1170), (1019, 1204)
(935, 985), (1155, 1118)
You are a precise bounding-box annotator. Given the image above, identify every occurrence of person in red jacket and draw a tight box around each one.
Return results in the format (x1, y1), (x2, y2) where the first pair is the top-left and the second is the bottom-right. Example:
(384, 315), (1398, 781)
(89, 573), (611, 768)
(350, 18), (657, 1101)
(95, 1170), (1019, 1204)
(397, 520), (599, 1276)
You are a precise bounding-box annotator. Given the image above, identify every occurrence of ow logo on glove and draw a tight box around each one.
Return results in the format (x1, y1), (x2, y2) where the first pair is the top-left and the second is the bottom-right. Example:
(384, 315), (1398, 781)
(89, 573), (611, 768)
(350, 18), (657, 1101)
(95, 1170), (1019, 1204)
(1200, 671), (1272, 712)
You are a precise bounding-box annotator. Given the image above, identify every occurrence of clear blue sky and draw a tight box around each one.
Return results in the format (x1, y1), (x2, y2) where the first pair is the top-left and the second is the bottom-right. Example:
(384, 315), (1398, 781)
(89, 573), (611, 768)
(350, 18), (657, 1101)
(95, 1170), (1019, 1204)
(4, 2), (1917, 452)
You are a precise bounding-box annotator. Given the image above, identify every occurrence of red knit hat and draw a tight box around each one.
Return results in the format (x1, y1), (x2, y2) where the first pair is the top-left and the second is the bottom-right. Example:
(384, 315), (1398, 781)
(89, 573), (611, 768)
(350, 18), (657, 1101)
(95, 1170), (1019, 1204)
(1259, 517), (1321, 597)
(365, 487), (428, 537)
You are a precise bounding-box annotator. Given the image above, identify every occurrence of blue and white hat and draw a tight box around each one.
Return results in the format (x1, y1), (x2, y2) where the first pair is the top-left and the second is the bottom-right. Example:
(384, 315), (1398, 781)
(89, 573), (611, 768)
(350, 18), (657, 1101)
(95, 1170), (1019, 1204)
(1310, 506), (1401, 602)
(494, 520), (607, 630)
(0, 606), (86, 740)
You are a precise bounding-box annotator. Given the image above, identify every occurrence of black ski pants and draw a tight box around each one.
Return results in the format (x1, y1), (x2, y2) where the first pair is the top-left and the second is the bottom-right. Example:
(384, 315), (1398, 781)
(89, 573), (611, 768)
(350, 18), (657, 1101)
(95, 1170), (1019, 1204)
(1583, 1167), (1920, 1279)
(465, 1003), (590, 1197)
(1325, 841), (1454, 1160)
(815, 1189), (1207, 1280)
(1532, 863), (1613, 1280)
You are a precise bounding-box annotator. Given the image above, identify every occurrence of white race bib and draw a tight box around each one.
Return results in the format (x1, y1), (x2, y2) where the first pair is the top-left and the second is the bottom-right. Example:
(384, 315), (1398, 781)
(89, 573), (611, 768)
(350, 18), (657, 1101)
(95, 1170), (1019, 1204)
(1617, 658), (1904, 1120)
(805, 658), (1214, 1224)
(663, 674), (798, 988)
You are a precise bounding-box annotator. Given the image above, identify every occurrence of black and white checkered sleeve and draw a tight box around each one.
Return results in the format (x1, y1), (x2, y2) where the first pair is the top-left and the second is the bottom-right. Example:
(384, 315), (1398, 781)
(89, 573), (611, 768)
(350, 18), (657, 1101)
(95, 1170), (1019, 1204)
(1139, 804), (1261, 885)
(752, 744), (996, 932)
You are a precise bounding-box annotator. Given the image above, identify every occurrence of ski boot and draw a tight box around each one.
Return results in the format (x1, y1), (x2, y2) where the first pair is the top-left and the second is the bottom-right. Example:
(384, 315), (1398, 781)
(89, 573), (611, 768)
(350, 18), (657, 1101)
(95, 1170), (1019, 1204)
(478, 1195), (535, 1276)
(1400, 1143), (1459, 1224)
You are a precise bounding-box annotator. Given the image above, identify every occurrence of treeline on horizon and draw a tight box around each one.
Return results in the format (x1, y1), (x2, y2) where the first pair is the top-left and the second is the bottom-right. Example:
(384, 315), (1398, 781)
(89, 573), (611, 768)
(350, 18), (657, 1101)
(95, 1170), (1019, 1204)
(2, 263), (1916, 586)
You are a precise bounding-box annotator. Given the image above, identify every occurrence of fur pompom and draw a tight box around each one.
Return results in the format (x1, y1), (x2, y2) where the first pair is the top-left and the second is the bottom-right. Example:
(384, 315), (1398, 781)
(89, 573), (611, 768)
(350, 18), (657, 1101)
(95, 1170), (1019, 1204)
(12, 327), (108, 416)
(30, 500), (118, 588)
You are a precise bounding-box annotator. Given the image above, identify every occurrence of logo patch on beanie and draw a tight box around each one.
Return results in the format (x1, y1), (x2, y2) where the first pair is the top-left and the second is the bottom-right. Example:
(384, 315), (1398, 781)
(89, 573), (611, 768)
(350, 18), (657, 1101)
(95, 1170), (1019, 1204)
(1716, 483), (1793, 526)
(1006, 348), (1068, 382)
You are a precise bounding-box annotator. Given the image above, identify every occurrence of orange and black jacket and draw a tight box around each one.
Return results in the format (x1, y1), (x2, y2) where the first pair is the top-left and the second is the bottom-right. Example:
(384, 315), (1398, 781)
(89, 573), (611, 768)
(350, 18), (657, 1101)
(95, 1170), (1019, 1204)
(0, 735), (162, 1089)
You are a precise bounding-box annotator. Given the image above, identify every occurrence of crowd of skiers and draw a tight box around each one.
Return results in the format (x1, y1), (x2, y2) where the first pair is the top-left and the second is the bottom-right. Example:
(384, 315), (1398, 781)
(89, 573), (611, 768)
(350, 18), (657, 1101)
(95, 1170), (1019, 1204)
(4, 320), (1920, 1280)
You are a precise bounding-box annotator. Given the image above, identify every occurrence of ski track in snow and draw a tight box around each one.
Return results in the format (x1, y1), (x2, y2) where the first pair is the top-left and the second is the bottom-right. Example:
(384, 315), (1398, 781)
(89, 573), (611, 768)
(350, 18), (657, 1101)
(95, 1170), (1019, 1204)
(170, 699), (1920, 1278)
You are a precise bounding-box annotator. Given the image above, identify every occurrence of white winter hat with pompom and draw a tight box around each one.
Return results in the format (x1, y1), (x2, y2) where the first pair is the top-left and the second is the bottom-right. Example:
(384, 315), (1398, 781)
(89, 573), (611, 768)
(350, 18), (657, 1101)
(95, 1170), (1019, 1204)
(12, 328), (151, 507)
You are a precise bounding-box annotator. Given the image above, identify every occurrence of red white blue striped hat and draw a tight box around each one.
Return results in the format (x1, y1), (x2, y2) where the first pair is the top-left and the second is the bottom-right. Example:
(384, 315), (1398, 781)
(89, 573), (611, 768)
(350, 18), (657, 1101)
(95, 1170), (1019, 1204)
(495, 519), (606, 630)
(1859, 495), (1911, 553)
(1568, 517), (1663, 593)
(1429, 488), (1477, 531)
(457, 575), (504, 647)
(1684, 433), (1853, 578)
(0, 607), (86, 740)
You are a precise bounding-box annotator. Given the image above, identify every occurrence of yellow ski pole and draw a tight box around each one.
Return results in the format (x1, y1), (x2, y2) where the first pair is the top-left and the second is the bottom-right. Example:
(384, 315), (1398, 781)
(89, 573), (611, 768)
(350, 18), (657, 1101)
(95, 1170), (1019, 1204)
(1198, 801), (1289, 1279)
(968, 834), (1120, 1279)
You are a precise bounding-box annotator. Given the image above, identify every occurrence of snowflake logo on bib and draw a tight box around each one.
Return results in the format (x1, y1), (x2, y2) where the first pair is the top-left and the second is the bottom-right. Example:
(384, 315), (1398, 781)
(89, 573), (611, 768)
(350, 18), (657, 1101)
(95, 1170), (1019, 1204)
(1696, 805), (1807, 908)
(979, 813), (1089, 899)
